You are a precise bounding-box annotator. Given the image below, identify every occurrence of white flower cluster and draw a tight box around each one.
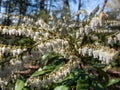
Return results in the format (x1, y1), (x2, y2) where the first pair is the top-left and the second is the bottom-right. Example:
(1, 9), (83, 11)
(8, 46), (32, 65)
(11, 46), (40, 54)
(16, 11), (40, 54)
(94, 29), (118, 33)
(0, 26), (51, 41)
(26, 57), (80, 89)
(117, 33), (120, 41)
(0, 78), (8, 90)
(37, 39), (69, 56)
(76, 26), (92, 39)
(76, 26), (117, 39)
(35, 19), (51, 30)
(106, 20), (120, 27)
(0, 45), (26, 57)
(107, 32), (120, 46)
(78, 46), (119, 64)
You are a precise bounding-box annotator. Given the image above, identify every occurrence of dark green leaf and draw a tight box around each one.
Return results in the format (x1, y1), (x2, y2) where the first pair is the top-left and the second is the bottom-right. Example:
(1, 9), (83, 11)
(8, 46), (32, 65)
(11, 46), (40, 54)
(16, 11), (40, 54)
(46, 54), (61, 65)
(15, 79), (24, 90)
(76, 74), (89, 90)
(95, 68), (109, 83)
(93, 63), (106, 68)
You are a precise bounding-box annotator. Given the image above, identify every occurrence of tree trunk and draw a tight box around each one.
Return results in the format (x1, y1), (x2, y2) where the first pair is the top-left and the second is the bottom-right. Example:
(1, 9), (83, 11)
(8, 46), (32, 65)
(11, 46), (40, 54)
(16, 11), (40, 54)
(63, 0), (70, 16)
(49, 0), (52, 14)
(0, 0), (1, 12)
(6, 0), (11, 26)
(77, 0), (81, 21)
(17, 0), (27, 26)
(40, 0), (44, 10)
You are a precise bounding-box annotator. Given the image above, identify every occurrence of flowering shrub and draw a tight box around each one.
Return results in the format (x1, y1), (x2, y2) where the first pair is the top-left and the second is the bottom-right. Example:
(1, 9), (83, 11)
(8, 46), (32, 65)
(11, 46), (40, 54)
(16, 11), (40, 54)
(0, 4), (120, 90)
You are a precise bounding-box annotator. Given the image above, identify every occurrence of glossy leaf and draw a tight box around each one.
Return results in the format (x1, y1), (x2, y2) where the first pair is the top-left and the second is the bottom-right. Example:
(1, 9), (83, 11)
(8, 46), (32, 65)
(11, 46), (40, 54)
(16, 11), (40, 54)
(93, 63), (106, 68)
(54, 85), (69, 90)
(76, 74), (89, 90)
(107, 78), (120, 87)
(32, 69), (51, 77)
(15, 79), (25, 90)
(46, 54), (61, 65)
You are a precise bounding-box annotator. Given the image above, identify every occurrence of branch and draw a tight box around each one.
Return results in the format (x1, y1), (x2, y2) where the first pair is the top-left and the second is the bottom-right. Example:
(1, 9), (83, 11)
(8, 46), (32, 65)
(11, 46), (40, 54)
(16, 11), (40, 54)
(100, 0), (108, 12)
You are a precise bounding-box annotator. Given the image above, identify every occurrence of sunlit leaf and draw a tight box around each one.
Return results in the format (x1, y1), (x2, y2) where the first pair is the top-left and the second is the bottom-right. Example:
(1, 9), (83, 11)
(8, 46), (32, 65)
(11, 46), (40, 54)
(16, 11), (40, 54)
(42, 53), (49, 60)
(54, 85), (69, 90)
(64, 73), (74, 80)
(32, 69), (52, 77)
(107, 78), (120, 87)
(15, 79), (25, 90)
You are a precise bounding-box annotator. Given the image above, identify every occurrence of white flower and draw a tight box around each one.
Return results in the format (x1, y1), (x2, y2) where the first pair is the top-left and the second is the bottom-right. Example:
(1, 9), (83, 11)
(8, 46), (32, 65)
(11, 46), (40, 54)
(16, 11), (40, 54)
(79, 27), (84, 36)
(17, 48), (22, 55)
(76, 31), (80, 39)
(35, 31), (39, 37)
(64, 68), (70, 76)
(8, 29), (12, 35)
(1, 46), (6, 54)
(102, 51), (108, 62)
(11, 28), (16, 35)
(56, 39), (62, 48)
(2, 28), (8, 34)
(117, 33), (120, 41)
(88, 48), (93, 56)
(12, 49), (17, 56)
(59, 49), (65, 56)
(45, 42), (53, 51)
(9, 59), (15, 65)
(78, 48), (82, 54)
(63, 41), (69, 48)
(18, 29), (22, 36)
(84, 25), (91, 35)
(52, 41), (59, 48)
(44, 32), (49, 38)
(33, 36), (39, 41)
(113, 37), (117, 44)
(81, 47), (88, 56)
(108, 37), (114, 46)
(0, 78), (8, 89)
(98, 50), (104, 61)
(90, 17), (99, 29)
(105, 55), (111, 64)
(93, 50), (99, 58)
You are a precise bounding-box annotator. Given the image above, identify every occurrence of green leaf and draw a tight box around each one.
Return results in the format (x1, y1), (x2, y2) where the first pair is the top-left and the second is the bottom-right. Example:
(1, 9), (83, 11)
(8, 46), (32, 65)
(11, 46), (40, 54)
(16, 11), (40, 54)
(46, 54), (61, 65)
(93, 63), (106, 68)
(32, 69), (51, 77)
(107, 78), (120, 87)
(42, 53), (49, 60)
(54, 85), (69, 90)
(76, 74), (89, 90)
(64, 73), (74, 80)
(43, 65), (56, 70)
(23, 87), (29, 90)
(15, 79), (25, 90)
(95, 68), (109, 83)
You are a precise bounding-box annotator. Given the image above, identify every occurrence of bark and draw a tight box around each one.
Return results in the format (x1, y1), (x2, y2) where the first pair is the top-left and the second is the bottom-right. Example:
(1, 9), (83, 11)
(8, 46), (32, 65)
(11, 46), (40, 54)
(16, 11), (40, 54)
(77, 0), (81, 21)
